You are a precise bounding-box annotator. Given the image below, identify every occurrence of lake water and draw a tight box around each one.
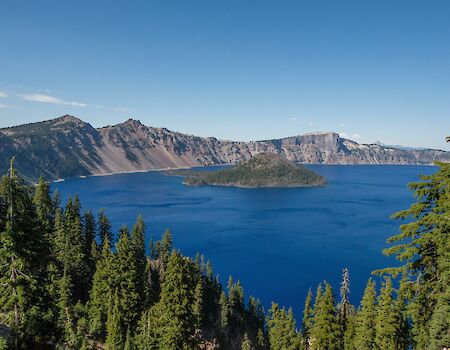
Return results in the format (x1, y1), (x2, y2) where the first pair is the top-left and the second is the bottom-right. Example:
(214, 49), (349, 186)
(52, 165), (436, 318)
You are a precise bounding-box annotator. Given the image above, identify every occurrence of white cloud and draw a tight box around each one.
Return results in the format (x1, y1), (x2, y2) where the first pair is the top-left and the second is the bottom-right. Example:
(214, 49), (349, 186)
(339, 123), (346, 127)
(352, 133), (365, 141)
(339, 132), (349, 138)
(308, 122), (315, 126)
(21, 93), (87, 107)
(115, 107), (134, 113)
(289, 117), (298, 121)
(0, 92), (7, 98)
(0, 104), (17, 109)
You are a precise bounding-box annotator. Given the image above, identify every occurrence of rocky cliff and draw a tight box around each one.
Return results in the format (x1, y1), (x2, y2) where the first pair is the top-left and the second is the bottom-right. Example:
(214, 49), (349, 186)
(1, 115), (448, 182)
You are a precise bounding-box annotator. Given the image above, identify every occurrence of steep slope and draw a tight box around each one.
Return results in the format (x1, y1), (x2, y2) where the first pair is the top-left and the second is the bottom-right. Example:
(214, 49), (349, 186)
(0, 115), (449, 182)
(0, 115), (104, 182)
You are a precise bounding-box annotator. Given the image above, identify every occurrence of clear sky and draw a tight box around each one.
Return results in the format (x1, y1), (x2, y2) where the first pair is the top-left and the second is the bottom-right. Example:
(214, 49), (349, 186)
(1, 0), (449, 150)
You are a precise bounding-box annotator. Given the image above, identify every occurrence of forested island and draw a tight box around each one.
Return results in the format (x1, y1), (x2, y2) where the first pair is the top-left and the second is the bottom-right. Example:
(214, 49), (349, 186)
(0, 160), (448, 349)
(170, 153), (326, 188)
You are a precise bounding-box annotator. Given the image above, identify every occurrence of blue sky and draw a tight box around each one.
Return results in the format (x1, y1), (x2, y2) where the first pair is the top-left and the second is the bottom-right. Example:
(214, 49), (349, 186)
(1, 0), (449, 150)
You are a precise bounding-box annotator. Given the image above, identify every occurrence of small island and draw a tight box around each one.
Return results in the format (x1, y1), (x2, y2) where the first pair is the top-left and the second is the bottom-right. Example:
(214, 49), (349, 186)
(170, 153), (326, 188)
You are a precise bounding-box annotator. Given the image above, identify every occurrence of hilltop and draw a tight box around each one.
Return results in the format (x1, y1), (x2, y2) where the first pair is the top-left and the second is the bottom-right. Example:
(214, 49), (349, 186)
(179, 153), (326, 188)
(1, 115), (449, 182)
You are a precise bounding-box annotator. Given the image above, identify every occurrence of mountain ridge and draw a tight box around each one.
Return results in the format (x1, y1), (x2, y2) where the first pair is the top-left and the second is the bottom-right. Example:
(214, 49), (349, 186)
(1, 115), (449, 182)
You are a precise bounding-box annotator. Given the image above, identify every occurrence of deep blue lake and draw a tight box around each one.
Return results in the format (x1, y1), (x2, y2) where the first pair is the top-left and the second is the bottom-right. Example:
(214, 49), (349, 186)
(52, 165), (436, 319)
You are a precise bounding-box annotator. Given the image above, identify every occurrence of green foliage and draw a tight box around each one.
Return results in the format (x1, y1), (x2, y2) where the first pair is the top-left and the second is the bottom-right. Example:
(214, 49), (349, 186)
(267, 303), (300, 350)
(88, 237), (113, 340)
(158, 251), (196, 350)
(131, 215), (149, 310)
(113, 226), (142, 331)
(98, 208), (113, 247)
(353, 279), (377, 350)
(181, 153), (326, 188)
(310, 282), (340, 350)
(376, 162), (450, 349)
(1, 162), (448, 350)
(374, 277), (399, 350)
(241, 332), (253, 350)
(105, 292), (123, 350)
(301, 288), (313, 345)
(0, 161), (53, 347)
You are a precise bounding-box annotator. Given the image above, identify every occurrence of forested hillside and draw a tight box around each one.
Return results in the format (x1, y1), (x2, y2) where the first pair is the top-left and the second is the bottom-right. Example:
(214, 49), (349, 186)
(0, 160), (448, 349)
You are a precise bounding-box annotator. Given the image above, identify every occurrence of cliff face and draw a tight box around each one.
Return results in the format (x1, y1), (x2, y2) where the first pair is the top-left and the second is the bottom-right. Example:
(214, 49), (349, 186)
(1, 115), (449, 182)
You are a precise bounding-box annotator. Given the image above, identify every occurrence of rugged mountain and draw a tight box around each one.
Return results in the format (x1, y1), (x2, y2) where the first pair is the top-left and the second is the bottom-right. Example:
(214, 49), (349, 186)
(1, 115), (449, 182)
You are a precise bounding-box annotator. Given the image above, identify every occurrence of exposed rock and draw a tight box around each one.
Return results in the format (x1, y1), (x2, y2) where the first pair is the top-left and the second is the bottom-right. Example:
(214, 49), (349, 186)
(0, 115), (449, 182)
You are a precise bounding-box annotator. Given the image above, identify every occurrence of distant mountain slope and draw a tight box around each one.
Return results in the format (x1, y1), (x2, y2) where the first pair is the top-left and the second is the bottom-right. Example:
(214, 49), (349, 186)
(1, 115), (449, 182)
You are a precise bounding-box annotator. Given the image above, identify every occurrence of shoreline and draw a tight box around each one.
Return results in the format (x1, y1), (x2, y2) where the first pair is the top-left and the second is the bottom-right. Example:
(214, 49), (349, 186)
(51, 162), (438, 184)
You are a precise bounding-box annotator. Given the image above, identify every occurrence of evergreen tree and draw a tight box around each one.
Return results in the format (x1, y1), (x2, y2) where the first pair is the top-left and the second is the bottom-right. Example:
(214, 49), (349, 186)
(193, 278), (204, 329)
(98, 208), (113, 247)
(64, 195), (89, 301)
(114, 226), (142, 332)
(84, 210), (97, 288)
(58, 268), (77, 347)
(155, 229), (173, 268)
(339, 268), (351, 331)
(374, 277), (399, 350)
(353, 278), (377, 350)
(33, 175), (54, 237)
(377, 162), (450, 348)
(343, 312), (356, 350)
(158, 251), (196, 350)
(136, 303), (162, 350)
(0, 159), (53, 347)
(88, 237), (114, 340)
(124, 327), (133, 350)
(302, 288), (313, 349)
(219, 291), (229, 331)
(267, 303), (299, 350)
(105, 292), (124, 350)
(131, 215), (149, 310)
(310, 282), (340, 350)
(241, 332), (253, 350)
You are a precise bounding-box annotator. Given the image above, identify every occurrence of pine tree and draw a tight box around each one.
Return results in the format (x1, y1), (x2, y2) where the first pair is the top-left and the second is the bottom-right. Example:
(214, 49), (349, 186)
(0, 159), (53, 347)
(219, 291), (229, 331)
(88, 237), (114, 340)
(374, 277), (399, 350)
(310, 282), (340, 350)
(377, 162), (450, 348)
(131, 215), (149, 310)
(353, 278), (377, 350)
(339, 268), (351, 331)
(84, 210), (97, 289)
(343, 312), (356, 350)
(267, 303), (299, 350)
(105, 292), (123, 350)
(114, 226), (142, 332)
(193, 278), (204, 329)
(64, 195), (89, 301)
(302, 288), (313, 349)
(136, 303), (162, 350)
(58, 268), (77, 347)
(241, 332), (253, 350)
(98, 208), (113, 247)
(158, 251), (196, 350)
(124, 327), (133, 350)
(256, 328), (266, 350)
(33, 175), (54, 237)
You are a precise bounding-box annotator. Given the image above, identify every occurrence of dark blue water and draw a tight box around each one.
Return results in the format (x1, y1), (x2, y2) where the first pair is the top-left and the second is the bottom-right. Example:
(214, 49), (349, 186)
(52, 165), (436, 318)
